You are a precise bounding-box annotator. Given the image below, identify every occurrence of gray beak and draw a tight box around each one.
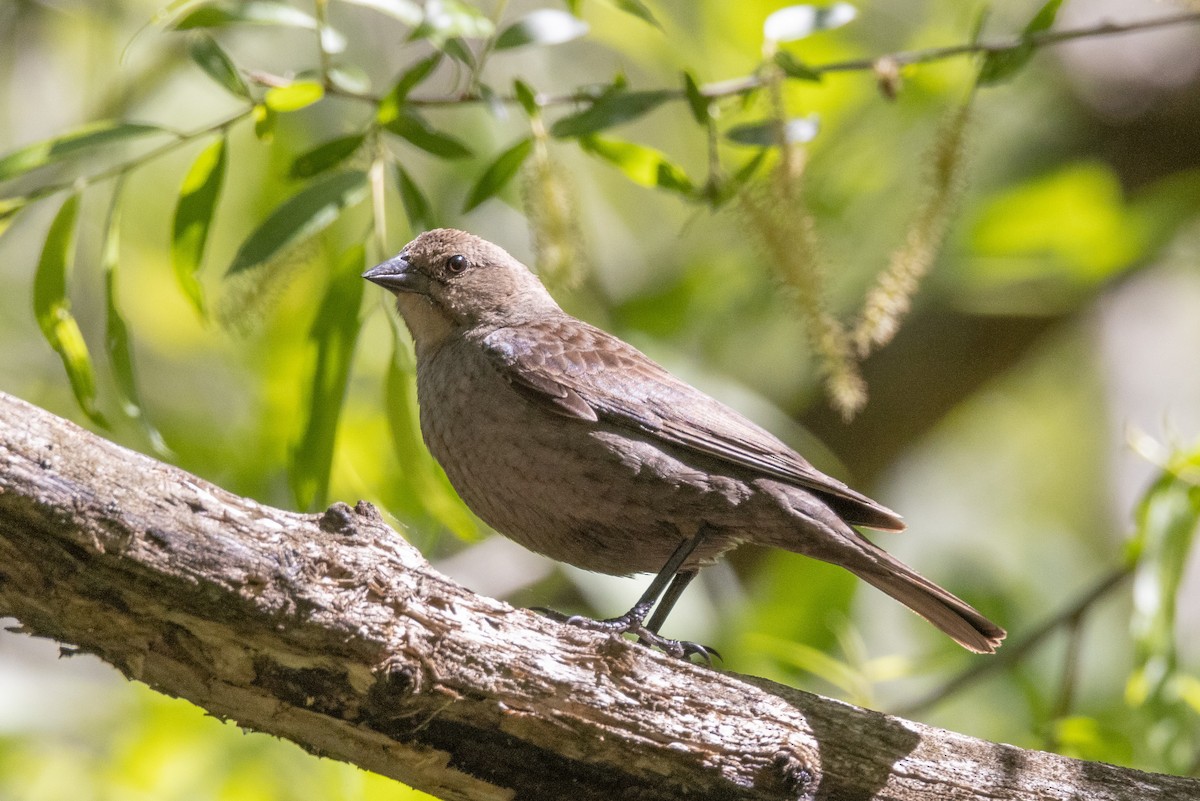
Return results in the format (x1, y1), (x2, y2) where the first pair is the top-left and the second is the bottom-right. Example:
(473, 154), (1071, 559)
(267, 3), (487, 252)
(363, 255), (429, 294)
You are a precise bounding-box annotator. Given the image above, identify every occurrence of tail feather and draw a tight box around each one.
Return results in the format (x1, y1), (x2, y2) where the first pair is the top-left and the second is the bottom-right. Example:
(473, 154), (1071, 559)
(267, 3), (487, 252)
(851, 554), (1006, 654)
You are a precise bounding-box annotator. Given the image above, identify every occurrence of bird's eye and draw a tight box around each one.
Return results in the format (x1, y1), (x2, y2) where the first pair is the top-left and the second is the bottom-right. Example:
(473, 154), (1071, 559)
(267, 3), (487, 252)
(446, 254), (470, 274)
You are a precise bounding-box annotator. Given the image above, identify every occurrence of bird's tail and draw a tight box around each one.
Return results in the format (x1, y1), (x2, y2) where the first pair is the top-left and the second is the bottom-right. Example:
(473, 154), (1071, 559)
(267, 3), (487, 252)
(848, 546), (1006, 654)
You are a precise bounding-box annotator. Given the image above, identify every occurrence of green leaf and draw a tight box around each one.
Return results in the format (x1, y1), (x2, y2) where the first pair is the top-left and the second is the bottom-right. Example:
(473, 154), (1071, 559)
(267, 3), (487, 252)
(290, 244), (365, 510)
(338, 0), (421, 25)
(494, 10), (588, 50)
(513, 79), (539, 116)
(252, 103), (275, 140)
(383, 109), (473, 158)
(726, 116), (819, 147)
(172, 136), (228, 316)
(103, 183), (170, 454)
(610, 0), (661, 29)
(978, 0), (1062, 86)
(188, 33), (250, 99)
(0, 122), (168, 183)
(290, 133), (365, 178)
(264, 80), (325, 112)
(327, 63), (372, 94)
(764, 3), (857, 43)
(173, 0), (348, 51)
(682, 72), (709, 125)
(477, 83), (506, 119)
(462, 137), (533, 212)
(440, 36), (476, 66)
(393, 164), (435, 231)
(0, 197), (28, 241)
(1127, 449), (1200, 705)
(969, 163), (1143, 282)
(774, 51), (822, 81)
(377, 52), (443, 124)
(33, 194), (107, 427)
(226, 170), (368, 275)
(550, 89), (674, 138)
(579, 135), (694, 195)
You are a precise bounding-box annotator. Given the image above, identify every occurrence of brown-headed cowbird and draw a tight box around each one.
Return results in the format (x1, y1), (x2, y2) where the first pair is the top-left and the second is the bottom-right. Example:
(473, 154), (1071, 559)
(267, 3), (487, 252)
(364, 229), (1005, 657)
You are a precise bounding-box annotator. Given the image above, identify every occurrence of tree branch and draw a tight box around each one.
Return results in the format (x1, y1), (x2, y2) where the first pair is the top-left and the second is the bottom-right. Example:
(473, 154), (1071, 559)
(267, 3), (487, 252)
(0, 390), (1193, 801)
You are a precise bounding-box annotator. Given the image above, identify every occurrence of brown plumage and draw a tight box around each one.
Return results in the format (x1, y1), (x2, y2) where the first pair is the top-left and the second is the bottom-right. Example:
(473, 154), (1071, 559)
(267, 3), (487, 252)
(364, 229), (1005, 655)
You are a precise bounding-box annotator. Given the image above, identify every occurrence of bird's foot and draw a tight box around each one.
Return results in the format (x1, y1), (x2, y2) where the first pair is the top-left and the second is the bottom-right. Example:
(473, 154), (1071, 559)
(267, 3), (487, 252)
(635, 630), (722, 664)
(529, 607), (719, 664)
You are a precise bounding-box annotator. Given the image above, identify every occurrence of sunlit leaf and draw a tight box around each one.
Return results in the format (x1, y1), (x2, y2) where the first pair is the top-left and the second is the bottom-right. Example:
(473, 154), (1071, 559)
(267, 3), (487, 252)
(579, 135), (693, 195)
(172, 136), (227, 317)
(226, 170), (368, 275)
(338, 0), (421, 25)
(264, 80), (325, 112)
(1127, 447), (1200, 705)
(970, 163), (1143, 282)
(774, 51), (821, 81)
(377, 52), (443, 124)
(725, 116), (819, 147)
(188, 33), (250, 99)
(173, 0), (348, 50)
(291, 245), (365, 510)
(978, 0), (1062, 86)
(0, 197), (27, 240)
(495, 10), (588, 50)
(33, 194), (107, 427)
(103, 183), (170, 454)
(382, 109), (472, 158)
(252, 102), (275, 140)
(0, 121), (168, 182)
(462, 137), (533, 212)
(610, 0), (660, 29)
(393, 164), (435, 231)
(746, 632), (868, 700)
(550, 89), (673, 138)
(290, 133), (365, 178)
(327, 63), (371, 94)
(764, 3), (856, 43)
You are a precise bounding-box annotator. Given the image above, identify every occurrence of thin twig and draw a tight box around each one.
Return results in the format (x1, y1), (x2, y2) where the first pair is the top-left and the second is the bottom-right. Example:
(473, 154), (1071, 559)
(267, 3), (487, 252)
(4, 109), (253, 203)
(403, 9), (1200, 107)
(895, 566), (1132, 718)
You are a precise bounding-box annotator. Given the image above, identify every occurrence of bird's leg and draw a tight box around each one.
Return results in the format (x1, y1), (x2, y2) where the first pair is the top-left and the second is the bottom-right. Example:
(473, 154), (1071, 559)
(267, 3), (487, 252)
(553, 525), (719, 663)
(637, 569), (721, 663)
(563, 526), (705, 633)
(644, 570), (697, 634)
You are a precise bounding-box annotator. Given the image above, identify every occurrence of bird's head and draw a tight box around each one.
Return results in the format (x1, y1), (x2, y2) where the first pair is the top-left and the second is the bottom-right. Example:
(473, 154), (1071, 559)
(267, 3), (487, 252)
(364, 229), (558, 350)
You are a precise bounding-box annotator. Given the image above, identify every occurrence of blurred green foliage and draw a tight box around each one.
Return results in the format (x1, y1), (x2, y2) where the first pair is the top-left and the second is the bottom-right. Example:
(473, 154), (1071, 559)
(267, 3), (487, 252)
(1, 0), (1199, 797)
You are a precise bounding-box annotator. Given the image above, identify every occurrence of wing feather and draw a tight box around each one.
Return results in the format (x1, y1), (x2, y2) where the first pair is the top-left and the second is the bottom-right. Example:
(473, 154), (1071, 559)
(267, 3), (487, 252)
(480, 319), (903, 530)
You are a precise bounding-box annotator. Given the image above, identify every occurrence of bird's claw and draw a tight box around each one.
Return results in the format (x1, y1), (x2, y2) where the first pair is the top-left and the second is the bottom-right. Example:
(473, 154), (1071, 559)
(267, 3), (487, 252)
(636, 630), (722, 665)
(530, 607), (719, 664)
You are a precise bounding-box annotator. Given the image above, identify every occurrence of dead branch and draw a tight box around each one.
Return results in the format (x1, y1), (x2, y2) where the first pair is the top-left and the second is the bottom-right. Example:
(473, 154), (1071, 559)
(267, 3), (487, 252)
(0, 391), (1193, 800)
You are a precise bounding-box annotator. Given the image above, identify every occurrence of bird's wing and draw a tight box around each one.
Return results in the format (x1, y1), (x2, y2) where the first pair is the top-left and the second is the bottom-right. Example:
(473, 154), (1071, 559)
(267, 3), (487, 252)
(480, 320), (904, 530)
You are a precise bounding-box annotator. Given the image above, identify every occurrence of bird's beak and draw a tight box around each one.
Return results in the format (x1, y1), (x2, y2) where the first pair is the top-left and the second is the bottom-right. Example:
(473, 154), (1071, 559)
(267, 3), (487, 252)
(363, 255), (430, 295)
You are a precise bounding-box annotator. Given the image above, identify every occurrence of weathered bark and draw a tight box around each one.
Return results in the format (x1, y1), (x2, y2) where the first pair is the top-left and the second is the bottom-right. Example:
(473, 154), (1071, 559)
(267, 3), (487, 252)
(0, 390), (1193, 801)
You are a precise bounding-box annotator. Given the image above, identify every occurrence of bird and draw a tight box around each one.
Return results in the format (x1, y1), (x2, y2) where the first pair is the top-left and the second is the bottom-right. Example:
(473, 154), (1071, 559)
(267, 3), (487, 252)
(363, 228), (1005, 658)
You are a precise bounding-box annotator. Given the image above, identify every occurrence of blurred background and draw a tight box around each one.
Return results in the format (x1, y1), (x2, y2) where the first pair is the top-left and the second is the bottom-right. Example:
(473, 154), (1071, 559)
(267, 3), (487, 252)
(1, 0), (1199, 798)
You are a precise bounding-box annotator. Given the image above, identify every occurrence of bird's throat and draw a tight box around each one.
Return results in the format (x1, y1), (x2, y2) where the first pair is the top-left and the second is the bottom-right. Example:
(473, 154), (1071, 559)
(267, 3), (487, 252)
(394, 293), (457, 355)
